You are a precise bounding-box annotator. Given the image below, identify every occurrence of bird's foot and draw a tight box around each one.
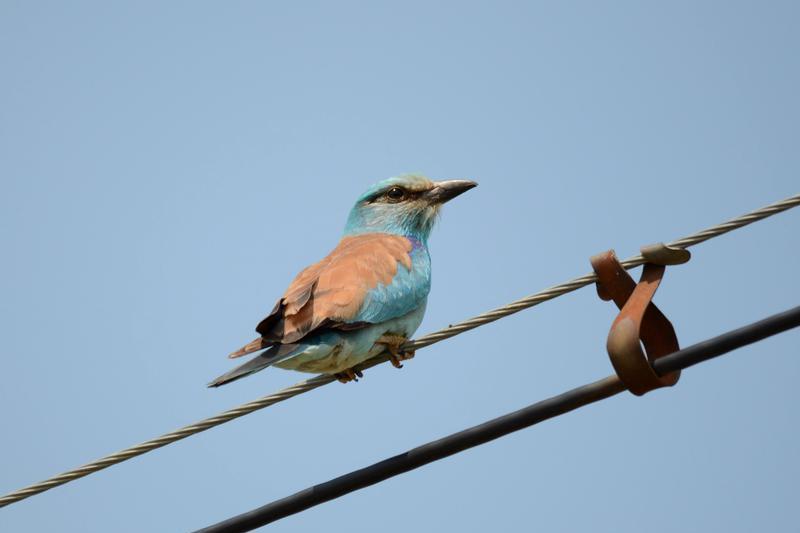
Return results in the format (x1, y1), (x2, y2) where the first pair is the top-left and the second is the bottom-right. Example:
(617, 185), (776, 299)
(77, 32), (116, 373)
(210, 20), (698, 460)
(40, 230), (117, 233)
(377, 334), (415, 369)
(334, 368), (363, 384)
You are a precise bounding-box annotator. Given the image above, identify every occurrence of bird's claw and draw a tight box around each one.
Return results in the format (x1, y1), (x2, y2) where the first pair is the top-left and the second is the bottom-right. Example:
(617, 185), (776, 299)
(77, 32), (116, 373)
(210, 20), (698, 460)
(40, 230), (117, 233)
(335, 368), (363, 384)
(389, 349), (415, 368)
(377, 334), (415, 369)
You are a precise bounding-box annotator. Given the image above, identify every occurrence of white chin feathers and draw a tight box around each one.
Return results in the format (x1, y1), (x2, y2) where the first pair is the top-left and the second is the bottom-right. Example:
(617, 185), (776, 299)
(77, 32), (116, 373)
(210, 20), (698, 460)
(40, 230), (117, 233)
(422, 205), (441, 228)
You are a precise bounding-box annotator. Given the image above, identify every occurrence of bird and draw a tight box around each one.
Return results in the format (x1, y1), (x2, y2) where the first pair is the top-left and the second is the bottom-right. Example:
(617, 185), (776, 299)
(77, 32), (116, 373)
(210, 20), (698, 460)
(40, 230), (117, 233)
(209, 174), (477, 387)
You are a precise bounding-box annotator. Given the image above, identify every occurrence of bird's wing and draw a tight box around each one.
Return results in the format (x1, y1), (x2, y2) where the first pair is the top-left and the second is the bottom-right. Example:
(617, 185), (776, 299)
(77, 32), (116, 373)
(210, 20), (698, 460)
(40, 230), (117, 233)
(236, 234), (421, 356)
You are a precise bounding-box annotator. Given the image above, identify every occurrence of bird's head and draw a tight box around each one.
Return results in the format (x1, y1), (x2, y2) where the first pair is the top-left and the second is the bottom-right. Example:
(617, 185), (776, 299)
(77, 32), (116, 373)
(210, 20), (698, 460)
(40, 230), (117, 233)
(343, 175), (477, 241)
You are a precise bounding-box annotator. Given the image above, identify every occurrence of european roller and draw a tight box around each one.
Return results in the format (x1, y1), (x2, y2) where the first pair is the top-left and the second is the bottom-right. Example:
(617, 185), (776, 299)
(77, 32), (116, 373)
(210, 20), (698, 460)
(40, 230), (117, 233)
(209, 175), (477, 386)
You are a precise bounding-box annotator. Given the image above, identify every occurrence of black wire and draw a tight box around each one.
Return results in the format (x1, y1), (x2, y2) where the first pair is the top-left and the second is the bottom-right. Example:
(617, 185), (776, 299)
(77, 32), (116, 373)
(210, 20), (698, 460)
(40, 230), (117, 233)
(652, 305), (800, 374)
(195, 305), (800, 533)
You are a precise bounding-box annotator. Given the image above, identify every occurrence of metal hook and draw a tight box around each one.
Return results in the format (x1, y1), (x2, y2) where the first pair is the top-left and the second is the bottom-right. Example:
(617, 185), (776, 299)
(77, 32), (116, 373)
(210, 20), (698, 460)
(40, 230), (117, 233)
(590, 245), (686, 396)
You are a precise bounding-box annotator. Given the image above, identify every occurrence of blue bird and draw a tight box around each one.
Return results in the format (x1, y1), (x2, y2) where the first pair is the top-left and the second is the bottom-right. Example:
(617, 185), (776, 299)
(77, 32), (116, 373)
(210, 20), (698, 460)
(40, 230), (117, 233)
(209, 175), (477, 386)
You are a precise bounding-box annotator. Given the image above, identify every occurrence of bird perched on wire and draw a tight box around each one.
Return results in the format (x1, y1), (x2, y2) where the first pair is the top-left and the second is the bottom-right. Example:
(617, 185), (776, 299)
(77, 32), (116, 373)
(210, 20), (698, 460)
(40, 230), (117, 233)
(209, 175), (477, 387)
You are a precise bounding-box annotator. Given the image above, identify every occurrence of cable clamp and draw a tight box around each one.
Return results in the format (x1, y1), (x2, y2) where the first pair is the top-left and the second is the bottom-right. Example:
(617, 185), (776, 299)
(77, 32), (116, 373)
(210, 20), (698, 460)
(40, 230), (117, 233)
(590, 243), (689, 396)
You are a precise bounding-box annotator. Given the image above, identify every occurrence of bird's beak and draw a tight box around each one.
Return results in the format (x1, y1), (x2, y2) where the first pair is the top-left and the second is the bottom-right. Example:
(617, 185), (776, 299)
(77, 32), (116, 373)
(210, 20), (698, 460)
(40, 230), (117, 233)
(424, 180), (478, 204)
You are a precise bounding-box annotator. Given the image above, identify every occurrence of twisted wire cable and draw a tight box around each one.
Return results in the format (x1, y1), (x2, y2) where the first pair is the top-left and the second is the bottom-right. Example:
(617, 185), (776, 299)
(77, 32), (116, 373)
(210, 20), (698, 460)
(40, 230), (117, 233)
(1, 192), (798, 509)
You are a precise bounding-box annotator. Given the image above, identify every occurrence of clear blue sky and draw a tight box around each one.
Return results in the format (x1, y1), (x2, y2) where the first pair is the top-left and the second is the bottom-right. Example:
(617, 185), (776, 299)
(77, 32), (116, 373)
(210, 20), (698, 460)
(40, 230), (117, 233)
(1, 2), (798, 532)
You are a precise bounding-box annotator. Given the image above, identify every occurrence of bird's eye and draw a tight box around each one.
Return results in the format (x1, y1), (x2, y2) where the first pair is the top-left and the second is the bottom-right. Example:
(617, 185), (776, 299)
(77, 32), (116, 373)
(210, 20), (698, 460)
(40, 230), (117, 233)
(386, 187), (406, 202)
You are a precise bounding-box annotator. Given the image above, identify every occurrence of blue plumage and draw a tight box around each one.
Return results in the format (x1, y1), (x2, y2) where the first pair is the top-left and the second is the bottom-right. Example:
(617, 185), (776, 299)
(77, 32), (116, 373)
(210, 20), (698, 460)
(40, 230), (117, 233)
(355, 242), (431, 324)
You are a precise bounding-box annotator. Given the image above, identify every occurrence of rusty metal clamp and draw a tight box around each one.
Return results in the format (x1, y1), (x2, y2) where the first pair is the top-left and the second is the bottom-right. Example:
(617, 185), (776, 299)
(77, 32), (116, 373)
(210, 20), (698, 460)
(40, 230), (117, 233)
(590, 243), (690, 396)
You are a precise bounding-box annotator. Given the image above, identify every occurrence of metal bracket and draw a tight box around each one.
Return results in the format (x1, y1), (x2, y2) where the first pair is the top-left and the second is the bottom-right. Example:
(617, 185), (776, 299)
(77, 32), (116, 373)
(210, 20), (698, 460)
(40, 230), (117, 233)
(590, 243), (689, 396)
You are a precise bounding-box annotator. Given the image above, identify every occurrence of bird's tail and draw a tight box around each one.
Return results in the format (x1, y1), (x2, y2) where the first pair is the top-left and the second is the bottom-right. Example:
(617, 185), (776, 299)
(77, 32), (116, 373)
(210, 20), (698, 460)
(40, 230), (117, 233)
(208, 343), (301, 387)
